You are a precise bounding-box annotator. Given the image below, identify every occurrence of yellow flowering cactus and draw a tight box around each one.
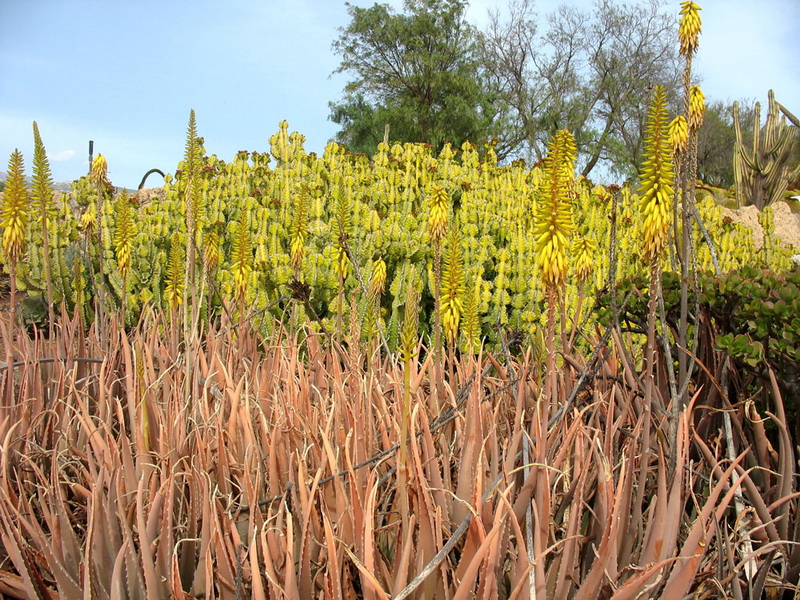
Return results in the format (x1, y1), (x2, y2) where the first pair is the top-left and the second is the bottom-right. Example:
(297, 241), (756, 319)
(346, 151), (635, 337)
(5, 113), (797, 350)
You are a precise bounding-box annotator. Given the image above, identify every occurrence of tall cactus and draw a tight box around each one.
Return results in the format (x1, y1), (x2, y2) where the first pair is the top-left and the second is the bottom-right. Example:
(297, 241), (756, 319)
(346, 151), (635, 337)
(733, 90), (800, 209)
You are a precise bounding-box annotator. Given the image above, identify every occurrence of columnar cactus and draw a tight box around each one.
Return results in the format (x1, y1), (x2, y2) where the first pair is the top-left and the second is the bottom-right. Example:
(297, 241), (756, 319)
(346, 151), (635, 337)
(734, 90), (800, 209)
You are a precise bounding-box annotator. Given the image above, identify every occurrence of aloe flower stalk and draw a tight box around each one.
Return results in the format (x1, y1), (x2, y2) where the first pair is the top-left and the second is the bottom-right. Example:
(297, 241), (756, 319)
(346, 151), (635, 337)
(669, 115), (689, 157)
(534, 129), (576, 408)
(2, 149), (28, 264)
(397, 278), (420, 533)
(368, 257), (386, 300)
(165, 232), (185, 312)
(428, 186), (449, 245)
(460, 275), (482, 355)
(639, 86), (675, 262)
(1, 149), (29, 339)
(114, 191), (134, 281)
(32, 121), (55, 332)
(639, 86), (676, 430)
(290, 187), (309, 275)
(678, 1), (702, 58)
(440, 226), (465, 347)
(573, 236), (596, 284)
(428, 185), (449, 400)
(534, 129), (576, 290)
(114, 190), (135, 321)
(91, 153), (111, 331)
(231, 217), (252, 306)
(688, 85), (706, 131)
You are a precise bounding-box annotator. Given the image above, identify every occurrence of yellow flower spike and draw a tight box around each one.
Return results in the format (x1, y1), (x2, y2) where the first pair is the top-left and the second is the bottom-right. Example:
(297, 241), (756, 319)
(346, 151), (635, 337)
(164, 232), (184, 310)
(428, 186), (450, 244)
(290, 235), (305, 273)
(91, 153), (110, 188)
(688, 85), (705, 130)
(205, 224), (222, 273)
(399, 279), (421, 362)
(440, 226), (466, 346)
(289, 187), (310, 274)
(231, 218), (252, 301)
(460, 274), (482, 354)
(114, 190), (135, 280)
(573, 236), (596, 283)
(638, 86), (675, 261)
(369, 257), (387, 299)
(1, 149), (29, 262)
(534, 129), (576, 289)
(669, 115), (689, 156)
(678, 1), (702, 57)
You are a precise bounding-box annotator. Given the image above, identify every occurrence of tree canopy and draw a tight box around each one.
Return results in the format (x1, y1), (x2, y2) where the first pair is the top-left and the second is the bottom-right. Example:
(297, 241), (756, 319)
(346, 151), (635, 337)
(329, 0), (769, 186)
(480, 0), (683, 179)
(329, 0), (499, 155)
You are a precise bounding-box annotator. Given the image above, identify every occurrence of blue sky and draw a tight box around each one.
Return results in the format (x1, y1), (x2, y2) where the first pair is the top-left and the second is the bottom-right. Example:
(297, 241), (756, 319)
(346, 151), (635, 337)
(1, 0), (798, 188)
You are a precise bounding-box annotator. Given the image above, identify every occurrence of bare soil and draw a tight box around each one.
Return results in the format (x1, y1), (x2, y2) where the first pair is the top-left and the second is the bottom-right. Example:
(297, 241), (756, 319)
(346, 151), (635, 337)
(720, 200), (800, 251)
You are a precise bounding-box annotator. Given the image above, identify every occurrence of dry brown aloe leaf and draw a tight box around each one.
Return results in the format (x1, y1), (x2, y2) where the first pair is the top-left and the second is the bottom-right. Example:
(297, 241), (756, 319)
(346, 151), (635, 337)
(282, 509), (300, 598)
(0, 502), (51, 600)
(110, 538), (130, 600)
(573, 445), (628, 600)
(248, 529), (268, 600)
(0, 568), (35, 599)
(322, 508), (345, 600)
(452, 510), (507, 600)
(551, 432), (591, 600)
(190, 473), (213, 596)
(259, 522), (285, 598)
(694, 433), (782, 546)
(135, 476), (161, 599)
(298, 460), (325, 600)
(661, 453), (749, 598)
(606, 557), (676, 600)
(343, 543), (390, 600)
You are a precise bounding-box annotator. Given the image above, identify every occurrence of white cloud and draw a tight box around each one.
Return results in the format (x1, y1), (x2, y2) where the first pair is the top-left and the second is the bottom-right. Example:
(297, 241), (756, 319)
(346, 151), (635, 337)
(52, 149), (76, 162)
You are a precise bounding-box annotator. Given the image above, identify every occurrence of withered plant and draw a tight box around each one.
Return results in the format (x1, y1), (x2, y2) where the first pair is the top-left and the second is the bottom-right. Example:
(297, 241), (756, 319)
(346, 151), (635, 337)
(0, 301), (795, 599)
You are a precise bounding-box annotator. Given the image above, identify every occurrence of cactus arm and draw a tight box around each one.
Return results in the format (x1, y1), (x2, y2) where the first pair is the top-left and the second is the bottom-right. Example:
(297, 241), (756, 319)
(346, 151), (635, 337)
(776, 100), (800, 128)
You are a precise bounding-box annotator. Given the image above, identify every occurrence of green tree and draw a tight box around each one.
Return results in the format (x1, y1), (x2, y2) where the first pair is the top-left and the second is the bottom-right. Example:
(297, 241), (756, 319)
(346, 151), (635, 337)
(696, 100), (755, 188)
(330, 0), (499, 155)
(480, 0), (682, 180)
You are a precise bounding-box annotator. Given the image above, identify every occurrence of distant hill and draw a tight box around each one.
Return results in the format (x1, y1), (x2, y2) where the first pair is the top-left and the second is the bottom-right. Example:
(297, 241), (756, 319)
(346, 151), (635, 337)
(0, 171), (76, 193)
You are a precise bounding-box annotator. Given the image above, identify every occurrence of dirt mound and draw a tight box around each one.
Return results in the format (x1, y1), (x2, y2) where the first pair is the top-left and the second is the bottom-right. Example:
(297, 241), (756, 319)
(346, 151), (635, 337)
(131, 187), (166, 206)
(720, 201), (800, 251)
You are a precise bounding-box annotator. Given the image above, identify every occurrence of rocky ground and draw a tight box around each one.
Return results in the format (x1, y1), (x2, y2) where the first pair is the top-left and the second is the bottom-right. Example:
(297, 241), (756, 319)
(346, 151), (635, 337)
(721, 200), (800, 251)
